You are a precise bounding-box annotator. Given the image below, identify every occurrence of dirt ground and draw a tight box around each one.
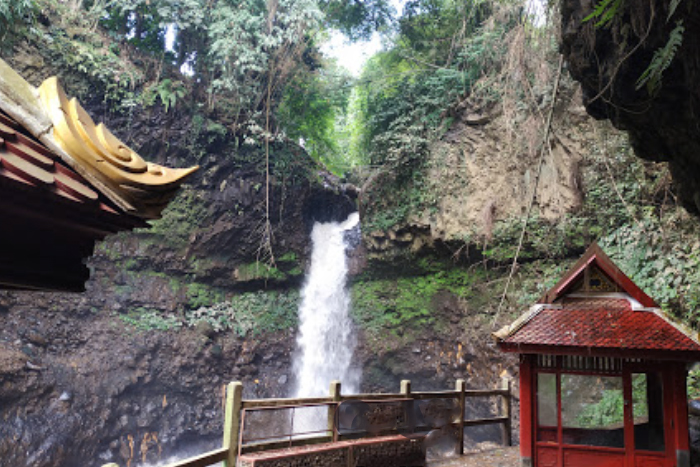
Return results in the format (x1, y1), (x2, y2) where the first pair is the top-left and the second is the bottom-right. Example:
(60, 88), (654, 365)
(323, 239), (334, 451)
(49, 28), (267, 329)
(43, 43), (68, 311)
(428, 446), (520, 467)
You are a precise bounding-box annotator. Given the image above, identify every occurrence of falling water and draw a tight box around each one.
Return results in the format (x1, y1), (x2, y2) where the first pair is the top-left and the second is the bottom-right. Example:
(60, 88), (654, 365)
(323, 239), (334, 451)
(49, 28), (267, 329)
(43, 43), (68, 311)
(293, 211), (361, 397)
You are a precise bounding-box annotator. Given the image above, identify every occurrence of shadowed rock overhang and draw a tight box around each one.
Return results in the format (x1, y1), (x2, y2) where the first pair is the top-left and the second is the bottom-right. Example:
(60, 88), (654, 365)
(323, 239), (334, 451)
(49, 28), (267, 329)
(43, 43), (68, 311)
(560, 0), (700, 215)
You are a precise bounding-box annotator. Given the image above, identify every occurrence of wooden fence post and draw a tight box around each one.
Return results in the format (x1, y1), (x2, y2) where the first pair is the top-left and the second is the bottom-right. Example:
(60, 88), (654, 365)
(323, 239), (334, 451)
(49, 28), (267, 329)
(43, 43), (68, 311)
(328, 380), (341, 442)
(223, 381), (243, 467)
(456, 379), (465, 455)
(501, 376), (512, 446)
(400, 380), (416, 433)
(400, 380), (411, 396)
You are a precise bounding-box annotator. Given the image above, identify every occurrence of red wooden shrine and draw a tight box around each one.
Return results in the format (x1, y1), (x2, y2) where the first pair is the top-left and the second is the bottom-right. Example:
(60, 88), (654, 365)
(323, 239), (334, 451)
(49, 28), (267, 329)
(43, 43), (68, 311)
(495, 244), (700, 467)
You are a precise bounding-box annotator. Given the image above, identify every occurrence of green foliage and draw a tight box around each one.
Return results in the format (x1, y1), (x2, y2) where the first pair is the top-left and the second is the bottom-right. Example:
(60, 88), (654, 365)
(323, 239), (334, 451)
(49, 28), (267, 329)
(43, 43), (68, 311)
(121, 308), (183, 331)
(119, 289), (298, 335)
(636, 20), (684, 95)
(319, 0), (394, 40)
(206, 0), (323, 132)
(0, 0), (36, 39)
(575, 376), (646, 428)
(186, 282), (225, 309)
(277, 65), (354, 174)
(667, 0), (684, 21)
(515, 261), (571, 306)
(236, 262), (286, 281)
(48, 30), (143, 105)
(351, 265), (482, 342)
(575, 387), (624, 428)
(13, 1), (147, 108)
(399, 0), (492, 61)
(599, 212), (700, 324)
(144, 189), (208, 250)
(582, 0), (625, 28)
(483, 130), (648, 266)
(77, 0), (325, 139)
(277, 252), (298, 262)
(234, 254), (303, 281)
(101, 0), (171, 54)
(185, 290), (299, 336)
(483, 213), (590, 263)
(582, 0), (685, 96)
(142, 78), (186, 112)
(688, 368), (700, 399)
(359, 3), (516, 230)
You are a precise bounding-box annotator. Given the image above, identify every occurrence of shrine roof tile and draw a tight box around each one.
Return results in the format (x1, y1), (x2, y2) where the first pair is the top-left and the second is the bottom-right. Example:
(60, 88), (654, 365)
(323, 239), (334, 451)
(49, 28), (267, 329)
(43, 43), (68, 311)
(503, 305), (700, 353)
(0, 109), (135, 221)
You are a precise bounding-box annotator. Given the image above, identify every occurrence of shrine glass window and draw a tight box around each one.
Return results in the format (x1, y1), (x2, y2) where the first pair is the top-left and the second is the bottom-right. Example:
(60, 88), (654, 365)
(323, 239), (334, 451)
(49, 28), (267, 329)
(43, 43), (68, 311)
(536, 373), (557, 442)
(632, 372), (665, 452)
(560, 374), (625, 448)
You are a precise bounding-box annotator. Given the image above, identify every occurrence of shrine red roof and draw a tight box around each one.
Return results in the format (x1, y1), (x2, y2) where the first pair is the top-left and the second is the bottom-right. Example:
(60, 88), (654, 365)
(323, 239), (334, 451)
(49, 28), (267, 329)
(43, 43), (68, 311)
(495, 244), (700, 360)
(499, 304), (700, 358)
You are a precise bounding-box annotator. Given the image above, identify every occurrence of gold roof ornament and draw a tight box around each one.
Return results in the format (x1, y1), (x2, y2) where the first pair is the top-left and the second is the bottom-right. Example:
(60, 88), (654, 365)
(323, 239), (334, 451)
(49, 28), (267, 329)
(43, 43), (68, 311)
(38, 77), (198, 218)
(0, 58), (198, 219)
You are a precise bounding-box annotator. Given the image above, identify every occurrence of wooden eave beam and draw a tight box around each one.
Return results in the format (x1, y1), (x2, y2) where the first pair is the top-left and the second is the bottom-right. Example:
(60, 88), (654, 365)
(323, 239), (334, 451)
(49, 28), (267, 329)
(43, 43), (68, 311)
(497, 342), (700, 362)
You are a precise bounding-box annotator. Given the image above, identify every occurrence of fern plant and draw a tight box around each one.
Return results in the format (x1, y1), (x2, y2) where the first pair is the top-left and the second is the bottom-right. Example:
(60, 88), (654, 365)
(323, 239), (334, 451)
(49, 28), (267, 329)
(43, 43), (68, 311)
(636, 20), (684, 95)
(142, 79), (187, 112)
(668, 0), (683, 21)
(583, 0), (625, 28)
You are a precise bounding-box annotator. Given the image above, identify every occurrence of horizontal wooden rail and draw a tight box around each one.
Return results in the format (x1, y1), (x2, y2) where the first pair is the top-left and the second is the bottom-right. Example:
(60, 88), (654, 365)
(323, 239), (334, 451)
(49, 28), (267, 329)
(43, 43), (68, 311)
(242, 389), (509, 407)
(100, 378), (513, 467)
(337, 392), (406, 401)
(463, 416), (509, 427)
(241, 435), (333, 454)
(151, 447), (228, 467)
(242, 396), (333, 408)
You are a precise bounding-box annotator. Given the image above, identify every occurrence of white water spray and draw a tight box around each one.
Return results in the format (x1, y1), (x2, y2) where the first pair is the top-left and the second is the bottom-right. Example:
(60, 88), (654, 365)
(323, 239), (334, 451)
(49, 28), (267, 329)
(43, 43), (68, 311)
(293, 212), (361, 397)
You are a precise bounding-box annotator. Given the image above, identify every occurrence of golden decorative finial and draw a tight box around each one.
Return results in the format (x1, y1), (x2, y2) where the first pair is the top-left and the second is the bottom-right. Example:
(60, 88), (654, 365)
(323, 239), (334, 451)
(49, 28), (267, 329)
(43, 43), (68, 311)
(38, 77), (198, 218)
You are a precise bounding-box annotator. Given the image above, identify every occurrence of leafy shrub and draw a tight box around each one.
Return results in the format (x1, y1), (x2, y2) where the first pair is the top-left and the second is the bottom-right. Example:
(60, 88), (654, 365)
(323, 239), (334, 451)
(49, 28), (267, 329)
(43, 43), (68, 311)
(144, 189), (209, 250)
(351, 265), (487, 341)
(185, 290), (299, 336)
(0, 0), (36, 39)
(600, 211), (700, 325)
(186, 283), (226, 309)
(142, 79), (187, 112)
(121, 308), (183, 331)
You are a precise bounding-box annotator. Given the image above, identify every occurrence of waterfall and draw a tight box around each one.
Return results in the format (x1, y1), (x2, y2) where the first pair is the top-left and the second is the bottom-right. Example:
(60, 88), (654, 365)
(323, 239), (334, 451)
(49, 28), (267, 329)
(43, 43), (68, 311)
(293, 211), (361, 397)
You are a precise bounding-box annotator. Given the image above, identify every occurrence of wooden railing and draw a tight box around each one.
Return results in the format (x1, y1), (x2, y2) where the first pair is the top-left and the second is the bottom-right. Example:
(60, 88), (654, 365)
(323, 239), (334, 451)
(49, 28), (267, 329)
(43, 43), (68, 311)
(100, 378), (512, 467)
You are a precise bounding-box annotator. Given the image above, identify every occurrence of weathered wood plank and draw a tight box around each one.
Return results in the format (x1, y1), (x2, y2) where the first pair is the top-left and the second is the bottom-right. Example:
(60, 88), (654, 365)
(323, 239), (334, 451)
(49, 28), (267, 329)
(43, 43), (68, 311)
(501, 377), (512, 446)
(328, 381), (341, 442)
(339, 393), (405, 401)
(463, 416), (509, 427)
(456, 379), (465, 455)
(98, 380), (514, 467)
(224, 382), (243, 467)
(160, 447), (228, 467)
(242, 397), (333, 408)
(241, 436), (333, 454)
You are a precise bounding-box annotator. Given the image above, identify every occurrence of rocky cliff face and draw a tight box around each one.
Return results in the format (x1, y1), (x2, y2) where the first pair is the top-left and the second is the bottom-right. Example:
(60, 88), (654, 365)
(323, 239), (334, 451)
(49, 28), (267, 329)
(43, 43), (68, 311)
(360, 72), (592, 258)
(0, 47), (509, 467)
(0, 51), (364, 466)
(0, 292), (295, 466)
(0, 13), (652, 467)
(560, 0), (700, 215)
